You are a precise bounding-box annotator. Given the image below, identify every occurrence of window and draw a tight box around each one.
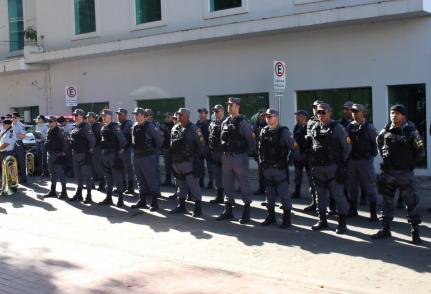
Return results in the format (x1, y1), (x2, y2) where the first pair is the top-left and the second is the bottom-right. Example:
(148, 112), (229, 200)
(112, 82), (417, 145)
(210, 0), (242, 12)
(137, 97), (185, 123)
(135, 0), (161, 24)
(74, 0), (96, 35)
(296, 87), (373, 123)
(8, 0), (24, 52)
(388, 84), (426, 167)
(73, 102), (109, 115)
(209, 93), (269, 121)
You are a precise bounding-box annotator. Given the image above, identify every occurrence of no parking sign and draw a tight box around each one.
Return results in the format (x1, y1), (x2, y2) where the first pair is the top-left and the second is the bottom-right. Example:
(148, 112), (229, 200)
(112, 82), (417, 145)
(65, 86), (78, 107)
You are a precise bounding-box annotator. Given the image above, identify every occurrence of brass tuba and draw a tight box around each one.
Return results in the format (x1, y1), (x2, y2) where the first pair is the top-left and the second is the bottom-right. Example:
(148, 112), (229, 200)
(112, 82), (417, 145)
(25, 151), (35, 176)
(1, 155), (19, 196)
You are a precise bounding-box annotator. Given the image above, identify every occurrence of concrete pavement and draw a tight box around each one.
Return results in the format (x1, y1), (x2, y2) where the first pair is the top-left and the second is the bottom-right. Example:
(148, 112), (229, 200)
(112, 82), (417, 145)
(0, 174), (430, 294)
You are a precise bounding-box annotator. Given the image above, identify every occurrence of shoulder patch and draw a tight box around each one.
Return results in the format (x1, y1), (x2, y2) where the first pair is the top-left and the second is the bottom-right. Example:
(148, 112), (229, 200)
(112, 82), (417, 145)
(252, 132), (256, 140)
(346, 136), (351, 144)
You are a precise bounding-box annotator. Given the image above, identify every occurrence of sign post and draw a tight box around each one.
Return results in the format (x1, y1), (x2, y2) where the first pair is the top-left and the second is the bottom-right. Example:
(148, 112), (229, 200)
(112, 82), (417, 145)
(65, 86), (78, 107)
(273, 60), (286, 118)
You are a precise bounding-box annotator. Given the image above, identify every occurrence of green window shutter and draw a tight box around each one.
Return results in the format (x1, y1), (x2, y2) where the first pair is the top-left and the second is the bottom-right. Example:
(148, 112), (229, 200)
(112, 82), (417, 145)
(8, 0), (24, 52)
(136, 0), (162, 24)
(74, 0), (96, 35)
(210, 0), (242, 12)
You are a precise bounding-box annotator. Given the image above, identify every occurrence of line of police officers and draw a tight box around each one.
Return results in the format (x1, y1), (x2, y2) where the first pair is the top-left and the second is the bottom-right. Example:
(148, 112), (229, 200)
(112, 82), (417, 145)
(0, 97), (427, 245)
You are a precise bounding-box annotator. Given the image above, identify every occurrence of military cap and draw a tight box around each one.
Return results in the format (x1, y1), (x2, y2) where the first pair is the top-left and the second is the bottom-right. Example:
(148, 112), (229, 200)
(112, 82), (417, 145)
(57, 116), (66, 123)
(265, 108), (279, 116)
(46, 116), (57, 123)
(351, 104), (365, 112)
(86, 112), (97, 118)
(294, 110), (308, 117)
(198, 108), (208, 114)
(132, 107), (146, 115)
(72, 109), (85, 116)
(177, 108), (190, 116)
(115, 108), (128, 115)
(390, 104), (406, 115)
(35, 115), (46, 121)
(4, 114), (12, 119)
(226, 97), (241, 105)
(316, 103), (332, 112)
(343, 101), (354, 109)
(144, 108), (153, 116)
(2, 119), (12, 125)
(100, 109), (114, 116)
(312, 100), (324, 106)
(212, 105), (224, 112)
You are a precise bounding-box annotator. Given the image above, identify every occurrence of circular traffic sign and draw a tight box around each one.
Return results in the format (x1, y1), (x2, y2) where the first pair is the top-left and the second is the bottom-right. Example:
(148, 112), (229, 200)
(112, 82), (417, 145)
(274, 62), (285, 77)
(67, 87), (77, 98)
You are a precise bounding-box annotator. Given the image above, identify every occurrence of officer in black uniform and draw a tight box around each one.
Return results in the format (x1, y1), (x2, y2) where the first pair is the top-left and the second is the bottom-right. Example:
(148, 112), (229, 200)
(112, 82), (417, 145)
(372, 104), (424, 244)
(69, 109), (95, 203)
(116, 108), (134, 195)
(98, 109), (127, 208)
(161, 112), (175, 186)
(339, 101), (353, 128)
(304, 100), (323, 212)
(310, 103), (351, 234)
(87, 112), (105, 191)
(43, 116), (68, 199)
(208, 104), (225, 204)
(252, 109), (267, 196)
(130, 108), (161, 211)
(291, 110), (312, 199)
(258, 109), (293, 228)
(196, 108), (213, 189)
(169, 108), (204, 217)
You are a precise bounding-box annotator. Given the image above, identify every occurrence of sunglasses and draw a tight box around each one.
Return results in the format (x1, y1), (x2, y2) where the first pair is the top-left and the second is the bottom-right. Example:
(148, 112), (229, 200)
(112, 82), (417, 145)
(316, 110), (327, 115)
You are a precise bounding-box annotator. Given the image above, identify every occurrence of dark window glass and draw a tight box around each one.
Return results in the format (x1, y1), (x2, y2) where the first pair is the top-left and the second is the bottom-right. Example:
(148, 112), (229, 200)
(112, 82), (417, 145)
(210, 0), (242, 12)
(74, 0), (96, 35)
(136, 0), (162, 24)
(8, 0), (24, 52)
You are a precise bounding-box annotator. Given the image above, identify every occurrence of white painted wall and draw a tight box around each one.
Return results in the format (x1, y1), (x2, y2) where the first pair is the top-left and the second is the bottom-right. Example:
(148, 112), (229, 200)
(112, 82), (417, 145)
(1, 17), (431, 172)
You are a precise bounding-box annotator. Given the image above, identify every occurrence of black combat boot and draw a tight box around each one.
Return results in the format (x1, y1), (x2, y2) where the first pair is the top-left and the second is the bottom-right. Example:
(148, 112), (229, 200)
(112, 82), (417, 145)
(117, 193), (124, 208)
(210, 188), (224, 204)
(168, 191), (178, 199)
(132, 196), (148, 209)
(216, 203), (234, 221)
(411, 221), (421, 245)
(69, 188), (83, 202)
(150, 195), (159, 212)
(125, 181), (134, 195)
(328, 197), (337, 216)
(170, 198), (187, 214)
(83, 192), (92, 204)
(44, 185), (57, 198)
(369, 202), (378, 222)
(312, 213), (328, 231)
(371, 218), (392, 240)
(347, 200), (358, 217)
(59, 185), (68, 200)
(291, 184), (301, 199)
(97, 179), (105, 192)
(336, 214), (347, 234)
(98, 193), (113, 206)
(303, 192), (317, 212)
(261, 206), (276, 226)
(280, 209), (291, 229)
(192, 201), (202, 217)
(239, 203), (251, 224)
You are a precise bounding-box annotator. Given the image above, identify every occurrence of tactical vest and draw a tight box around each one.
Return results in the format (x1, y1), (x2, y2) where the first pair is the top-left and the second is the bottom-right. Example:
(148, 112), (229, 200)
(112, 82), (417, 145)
(170, 123), (196, 161)
(132, 122), (154, 154)
(221, 116), (248, 153)
(348, 122), (372, 159)
(70, 123), (90, 153)
(311, 121), (342, 165)
(100, 123), (119, 151)
(293, 124), (307, 153)
(381, 123), (415, 170)
(258, 126), (289, 166)
(45, 126), (63, 152)
(196, 119), (210, 142)
(208, 119), (222, 151)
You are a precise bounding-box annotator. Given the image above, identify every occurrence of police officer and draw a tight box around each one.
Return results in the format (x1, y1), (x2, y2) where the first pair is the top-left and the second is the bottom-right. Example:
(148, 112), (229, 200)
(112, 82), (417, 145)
(35, 115), (49, 176)
(258, 109), (293, 228)
(372, 104), (424, 244)
(69, 109), (95, 203)
(252, 109), (267, 195)
(161, 112), (175, 186)
(11, 113), (27, 183)
(208, 104), (225, 204)
(291, 110), (313, 200)
(57, 116), (74, 178)
(115, 108), (134, 195)
(216, 97), (256, 224)
(346, 104), (378, 221)
(310, 103), (351, 234)
(98, 109), (127, 208)
(304, 100), (323, 212)
(145, 109), (163, 193)
(43, 116), (68, 199)
(87, 112), (105, 191)
(196, 108), (213, 189)
(130, 108), (161, 211)
(339, 101), (353, 128)
(0, 119), (16, 166)
(169, 108), (204, 217)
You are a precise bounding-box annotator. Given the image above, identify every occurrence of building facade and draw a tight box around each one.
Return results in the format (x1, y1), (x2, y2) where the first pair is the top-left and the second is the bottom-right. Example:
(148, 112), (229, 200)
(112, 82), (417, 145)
(0, 0), (431, 172)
